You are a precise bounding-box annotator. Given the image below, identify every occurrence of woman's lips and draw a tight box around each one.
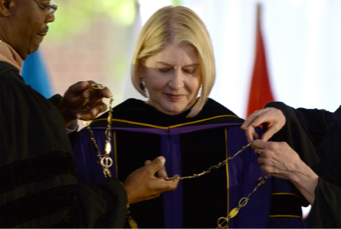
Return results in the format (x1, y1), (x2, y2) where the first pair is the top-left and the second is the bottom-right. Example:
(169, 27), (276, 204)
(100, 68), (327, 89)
(166, 93), (184, 100)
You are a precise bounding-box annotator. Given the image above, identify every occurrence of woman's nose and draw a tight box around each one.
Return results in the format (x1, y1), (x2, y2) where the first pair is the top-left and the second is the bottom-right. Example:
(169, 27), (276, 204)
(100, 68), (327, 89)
(168, 69), (184, 89)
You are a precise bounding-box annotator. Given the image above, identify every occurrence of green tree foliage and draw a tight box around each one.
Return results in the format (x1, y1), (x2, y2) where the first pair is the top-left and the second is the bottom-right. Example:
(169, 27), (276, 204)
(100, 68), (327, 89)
(49, 0), (137, 41)
(171, 0), (182, 6)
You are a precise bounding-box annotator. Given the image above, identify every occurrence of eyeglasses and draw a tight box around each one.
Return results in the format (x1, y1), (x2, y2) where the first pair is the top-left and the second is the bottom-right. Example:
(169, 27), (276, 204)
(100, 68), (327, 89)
(33, 0), (58, 16)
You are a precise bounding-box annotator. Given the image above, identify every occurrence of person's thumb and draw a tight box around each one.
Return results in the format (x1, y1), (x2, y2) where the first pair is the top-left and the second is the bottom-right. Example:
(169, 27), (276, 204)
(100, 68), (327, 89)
(147, 156), (166, 173)
(68, 81), (89, 93)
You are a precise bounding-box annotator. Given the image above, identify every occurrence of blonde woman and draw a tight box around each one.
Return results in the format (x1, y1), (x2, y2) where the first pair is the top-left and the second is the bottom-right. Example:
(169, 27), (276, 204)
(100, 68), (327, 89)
(74, 6), (304, 228)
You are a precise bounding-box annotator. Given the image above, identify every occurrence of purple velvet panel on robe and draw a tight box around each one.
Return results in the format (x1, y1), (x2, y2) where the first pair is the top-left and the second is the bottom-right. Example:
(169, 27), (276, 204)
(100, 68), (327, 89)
(227, 127), (271, 227)
(161, 134), (183, 228)
(73, 129), (110, 182)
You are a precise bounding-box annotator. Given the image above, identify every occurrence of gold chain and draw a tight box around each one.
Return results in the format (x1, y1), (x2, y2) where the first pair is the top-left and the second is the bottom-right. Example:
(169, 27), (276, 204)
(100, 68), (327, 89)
(85, 84), (137, 228)
(163, 141), (253, 181)
(163, 140), (267, 228)
(86, 91), (114, 178)
(85, 87), (265, 228)
(216, 176), (267, 228)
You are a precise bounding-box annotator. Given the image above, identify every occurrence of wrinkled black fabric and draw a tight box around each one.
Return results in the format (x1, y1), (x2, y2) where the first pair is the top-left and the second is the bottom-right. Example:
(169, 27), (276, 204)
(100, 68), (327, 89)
(266, 102), (341, 228)
(0, 61), (126, 228)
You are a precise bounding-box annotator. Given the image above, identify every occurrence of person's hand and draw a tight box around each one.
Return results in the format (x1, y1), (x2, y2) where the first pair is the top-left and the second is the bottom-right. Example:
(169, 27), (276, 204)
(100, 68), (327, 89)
(252, 139), (303, 180)
(57, 81), (112, 126)
(241, 108), (286, 142)
(252, 139), (318, 204)
(123, 156), (179, 205)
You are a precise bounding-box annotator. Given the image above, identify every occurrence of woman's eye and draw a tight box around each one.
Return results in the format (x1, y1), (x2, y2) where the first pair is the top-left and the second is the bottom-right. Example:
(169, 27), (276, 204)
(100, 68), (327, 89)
(159, 68), (172, 73)
(183, 69), (195, 74)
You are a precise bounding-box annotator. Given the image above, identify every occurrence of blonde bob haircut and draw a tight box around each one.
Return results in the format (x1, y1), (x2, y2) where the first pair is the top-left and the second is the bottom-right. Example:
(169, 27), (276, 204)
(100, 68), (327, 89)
(131, 5), (215, 118)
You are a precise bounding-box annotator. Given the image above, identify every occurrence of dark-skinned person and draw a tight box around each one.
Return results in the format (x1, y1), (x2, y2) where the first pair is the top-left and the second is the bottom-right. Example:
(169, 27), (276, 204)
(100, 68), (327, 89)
(241, 103), (341, 228)
(0, 0), (178, 227)
(73, 5), (306, 228)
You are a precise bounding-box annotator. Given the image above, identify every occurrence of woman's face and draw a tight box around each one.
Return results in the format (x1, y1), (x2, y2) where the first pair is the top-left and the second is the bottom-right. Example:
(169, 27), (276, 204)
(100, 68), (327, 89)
(141, 44), (202, 115)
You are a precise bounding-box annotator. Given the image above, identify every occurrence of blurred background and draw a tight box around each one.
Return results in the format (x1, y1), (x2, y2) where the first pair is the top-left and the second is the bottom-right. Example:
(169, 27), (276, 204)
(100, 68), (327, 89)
(23, 0), (339, 218)
(26, 0), (341, 119)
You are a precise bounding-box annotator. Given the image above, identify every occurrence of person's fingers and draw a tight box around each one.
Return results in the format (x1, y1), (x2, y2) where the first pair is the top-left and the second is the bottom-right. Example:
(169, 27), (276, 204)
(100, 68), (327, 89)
(144, 160), (152, 166)
(252, 139), (268, 149)
(83, 81), (112, 99)
(252, 131), (259, 140)
(241, 111), (260, 129)
(244, 127), (253, 142)
(260, 164), (271, 175)
(146, 156), (166, 174)
(254, 148), (262, 157)
(248, 114), (269, 128)
(169, 174), (180, 180)
(156, 175), (179, 192)
(157, 164), (168, 178)
(99, 87), (112, 99)
(77, 101), (108, 120)
(89, 102), (108, 116)
(77, 113), (94, 120)
(260, 125), (279, 141)
(165, 175), (179, 190)
(244, 127), (259, 142)
(68, 81), (90, 94)
(82, 81), (98, 98)
(257, 153), (272, 165)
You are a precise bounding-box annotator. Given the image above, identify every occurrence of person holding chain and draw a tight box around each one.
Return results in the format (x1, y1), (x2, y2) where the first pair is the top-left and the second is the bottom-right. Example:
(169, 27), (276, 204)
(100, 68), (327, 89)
(73, 5), (305, 228)
(241, 103), (341, 228)
(0, 0), (178, 227)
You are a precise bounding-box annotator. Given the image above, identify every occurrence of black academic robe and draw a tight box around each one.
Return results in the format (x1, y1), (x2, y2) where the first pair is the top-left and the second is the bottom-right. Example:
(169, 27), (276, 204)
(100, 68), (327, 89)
(74, 98), (304, 228)
(266, 102), (341, 228)
(0, 61), (127, 228)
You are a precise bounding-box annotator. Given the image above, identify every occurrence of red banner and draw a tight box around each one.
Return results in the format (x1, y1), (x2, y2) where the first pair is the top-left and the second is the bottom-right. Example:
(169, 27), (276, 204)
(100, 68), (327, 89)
(246, 4), (274, 118)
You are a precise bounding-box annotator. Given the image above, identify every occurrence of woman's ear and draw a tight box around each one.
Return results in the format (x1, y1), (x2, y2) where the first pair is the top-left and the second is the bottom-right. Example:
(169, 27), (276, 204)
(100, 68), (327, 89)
(139, 64), (146, 79)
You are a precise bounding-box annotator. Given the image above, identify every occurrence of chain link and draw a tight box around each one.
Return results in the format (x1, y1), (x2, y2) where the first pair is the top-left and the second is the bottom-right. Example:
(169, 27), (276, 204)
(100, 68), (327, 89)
(162, 140), (267, 228)
(216, 176), (267, 228)
(163, 141), (253, 181)
(86, 84), (114, 178)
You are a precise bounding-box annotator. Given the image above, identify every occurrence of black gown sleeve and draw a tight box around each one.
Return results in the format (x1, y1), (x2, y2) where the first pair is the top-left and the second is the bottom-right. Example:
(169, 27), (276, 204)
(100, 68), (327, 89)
(0, 62), (127, 228)
(265, 102), (341, 228)
(264, 102), (320, 168)
(74, 178), (128, 228)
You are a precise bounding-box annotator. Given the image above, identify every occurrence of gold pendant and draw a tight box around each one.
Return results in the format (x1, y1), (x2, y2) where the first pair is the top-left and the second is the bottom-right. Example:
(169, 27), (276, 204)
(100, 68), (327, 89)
(228, 207), (239, 219)
(103, 168), (112, 178)
(128, 218), (138, 229)
(105, 142), (111, 154)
